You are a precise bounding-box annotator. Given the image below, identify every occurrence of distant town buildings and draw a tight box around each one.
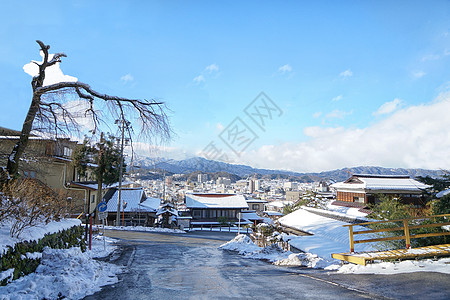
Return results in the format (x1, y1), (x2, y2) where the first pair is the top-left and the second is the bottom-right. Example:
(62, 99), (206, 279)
(197, 173), (208, 183)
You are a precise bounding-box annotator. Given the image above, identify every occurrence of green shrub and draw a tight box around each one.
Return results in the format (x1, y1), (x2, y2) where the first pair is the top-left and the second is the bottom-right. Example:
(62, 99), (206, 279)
(0, 225), (85, 286)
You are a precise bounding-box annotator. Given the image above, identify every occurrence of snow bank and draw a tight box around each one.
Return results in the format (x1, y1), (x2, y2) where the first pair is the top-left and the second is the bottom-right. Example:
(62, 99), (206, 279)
(334, 257), (450, 274)
(219, 234), (261, 254)
(89, 234), (118, 259)
(246, 244), (291, 263)
(104, 225), (185, 234)
(0, 246), (122, 299)
(0, 219), (81, 253)
(274, 252), (330, 268)
(219, 235), (328, 267)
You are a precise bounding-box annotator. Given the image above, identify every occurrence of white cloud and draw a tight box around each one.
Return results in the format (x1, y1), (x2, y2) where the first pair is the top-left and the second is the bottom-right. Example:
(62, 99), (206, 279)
(193, 75), (205, 84)
(332, 95), (343, 102)
(216, 122), (224, 131)
(313, 112), (322, 118)
(120, 73), (134, 82)
(192, 64), (220, 84)
(339, 69), (353, 78)
(238, 93), (450, 172)
(373, 98), (403, 116)
(325, 109), (353, 119)
(278, 64), (293, 74)
(412, 70), (426, 79)
(23, 52), (78, 86)
(205, 64), (219, 73)
(422, 54), (440, 62)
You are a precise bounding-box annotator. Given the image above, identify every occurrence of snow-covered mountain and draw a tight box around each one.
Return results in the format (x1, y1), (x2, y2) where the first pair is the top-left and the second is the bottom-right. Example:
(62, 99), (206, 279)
(130, 156), (445, 182)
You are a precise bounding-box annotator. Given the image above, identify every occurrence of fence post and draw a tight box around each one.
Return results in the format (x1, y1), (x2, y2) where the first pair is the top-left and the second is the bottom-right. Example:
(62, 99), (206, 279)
(403, 220), (411, 249)
(349, 225), (354, 253)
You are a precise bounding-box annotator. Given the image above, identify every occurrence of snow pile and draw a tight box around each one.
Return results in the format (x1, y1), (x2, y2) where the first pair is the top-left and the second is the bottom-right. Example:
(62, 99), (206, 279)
(218, 234), (261, 254)
(274, 252), (330, 268)
(0, 219), (81, 253)
(334, 257), (450, 274)
(90, 234), (118, 259)
(219, 235), (329, 267)
(104, 225), (185, 234)
(0, 246), (122, 299)
(246, 244), (291, 263)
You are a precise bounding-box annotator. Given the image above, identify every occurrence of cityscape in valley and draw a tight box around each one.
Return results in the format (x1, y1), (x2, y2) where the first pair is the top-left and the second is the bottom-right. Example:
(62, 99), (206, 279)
(1, 1), (450, 299)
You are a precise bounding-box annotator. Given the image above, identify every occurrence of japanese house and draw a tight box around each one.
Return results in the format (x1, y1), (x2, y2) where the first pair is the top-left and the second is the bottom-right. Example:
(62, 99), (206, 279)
(185, 193), (249, 226)
(331, 174), (430, 207)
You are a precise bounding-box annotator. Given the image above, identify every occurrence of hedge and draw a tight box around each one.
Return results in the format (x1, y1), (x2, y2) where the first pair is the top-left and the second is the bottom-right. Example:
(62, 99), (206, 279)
(0, 225), (86, 286)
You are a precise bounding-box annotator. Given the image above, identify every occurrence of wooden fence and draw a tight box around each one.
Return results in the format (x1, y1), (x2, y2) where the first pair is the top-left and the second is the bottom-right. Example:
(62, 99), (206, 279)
(344, 213), (450, 252)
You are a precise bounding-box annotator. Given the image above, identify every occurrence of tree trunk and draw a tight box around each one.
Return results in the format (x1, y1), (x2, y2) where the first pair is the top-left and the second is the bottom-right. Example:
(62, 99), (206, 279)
(6, 94), (41, 176)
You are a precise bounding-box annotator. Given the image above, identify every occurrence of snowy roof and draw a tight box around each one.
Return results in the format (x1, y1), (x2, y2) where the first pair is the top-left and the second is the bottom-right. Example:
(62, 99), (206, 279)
(331, 174), (430, 192)
(246, 198), (268, 203)
(105, 188), (153, 213)
(436, 188), (450, 198)
(278, 208), (377, 257)
(263, 211), (284, 216)
(266, 200), (293, 208)
(156, 208), (178, 216)
(139, 197), (161, 211)
(241, 211), (263, 221)
(185, 193), (249, 209)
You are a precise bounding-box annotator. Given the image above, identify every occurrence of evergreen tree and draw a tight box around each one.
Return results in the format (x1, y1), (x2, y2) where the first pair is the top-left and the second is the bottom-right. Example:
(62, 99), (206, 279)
(72, 134), (126, 185)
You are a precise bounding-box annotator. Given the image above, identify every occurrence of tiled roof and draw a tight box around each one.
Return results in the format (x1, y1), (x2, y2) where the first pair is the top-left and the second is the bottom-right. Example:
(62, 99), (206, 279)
(105, 188), (153, 212)
(331, 175), (430, 192)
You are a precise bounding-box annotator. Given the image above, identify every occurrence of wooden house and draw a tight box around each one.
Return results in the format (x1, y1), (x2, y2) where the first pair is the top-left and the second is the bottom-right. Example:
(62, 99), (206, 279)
(331, 174), (430, 207)
(185, 193), (249, 226)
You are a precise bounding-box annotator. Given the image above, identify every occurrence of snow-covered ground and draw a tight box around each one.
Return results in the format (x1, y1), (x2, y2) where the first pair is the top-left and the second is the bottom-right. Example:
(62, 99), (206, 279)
(278, 207), (377, 258)
(0, 219), (81, 253)
(0, 219), (122, 299)
(219, 234), (329, 268)
(0, 235), (121, 299)
(103, 225), (186, 234)
(221, 204), (450, 275)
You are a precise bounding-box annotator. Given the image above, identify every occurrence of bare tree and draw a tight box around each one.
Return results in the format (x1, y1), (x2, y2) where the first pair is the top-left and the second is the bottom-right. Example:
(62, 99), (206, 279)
(6, 40), (170, 177)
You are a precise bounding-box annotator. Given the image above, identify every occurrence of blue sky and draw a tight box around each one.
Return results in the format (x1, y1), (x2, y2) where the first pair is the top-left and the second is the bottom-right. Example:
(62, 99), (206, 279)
(1, 1), (450, 172)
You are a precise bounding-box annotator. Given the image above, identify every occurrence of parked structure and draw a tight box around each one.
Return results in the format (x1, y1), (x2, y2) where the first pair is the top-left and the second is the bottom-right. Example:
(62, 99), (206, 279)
(331, 174), (430, 207)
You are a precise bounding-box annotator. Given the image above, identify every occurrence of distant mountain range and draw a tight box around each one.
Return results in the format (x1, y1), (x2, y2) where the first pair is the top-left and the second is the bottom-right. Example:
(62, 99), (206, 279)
(130, 156), (446, 182)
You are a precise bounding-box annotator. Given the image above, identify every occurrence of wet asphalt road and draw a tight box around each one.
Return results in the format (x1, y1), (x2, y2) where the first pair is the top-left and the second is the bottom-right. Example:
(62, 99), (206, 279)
(84, 230), (450, 300)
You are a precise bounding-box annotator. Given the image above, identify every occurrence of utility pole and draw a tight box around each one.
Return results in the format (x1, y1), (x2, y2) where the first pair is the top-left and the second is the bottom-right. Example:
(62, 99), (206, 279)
(116, 119), (126, 226)
(96, 132), (105, 219)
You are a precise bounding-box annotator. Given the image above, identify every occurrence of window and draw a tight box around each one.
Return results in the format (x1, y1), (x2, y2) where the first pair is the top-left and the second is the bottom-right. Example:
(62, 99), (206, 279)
(353, 196), (364, 203)
(252, 204), (260, 210)
(63, 147), (73, 158)
(91, 194), (96, 203)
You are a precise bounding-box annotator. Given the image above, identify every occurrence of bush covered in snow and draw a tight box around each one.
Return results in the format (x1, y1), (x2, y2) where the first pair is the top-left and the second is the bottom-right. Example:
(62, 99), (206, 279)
(218, 234), (261, 254)
(0, 225), (85, 286)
